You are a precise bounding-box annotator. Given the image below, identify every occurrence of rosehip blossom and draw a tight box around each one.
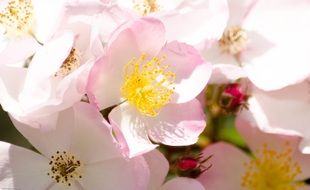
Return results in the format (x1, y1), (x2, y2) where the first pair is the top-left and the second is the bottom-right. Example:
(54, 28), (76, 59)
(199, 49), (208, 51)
(0, 0), (68, 65)
(0, 102), (149, 190)
(0, 19), (103, 129)
(244, 79), (310, 154)
(114, 0), (228, 47)
(145, 150), (205, 190)
(204, 0), (310, 90)
(198, 112), (310, 190)
(87, 18), (210, 157)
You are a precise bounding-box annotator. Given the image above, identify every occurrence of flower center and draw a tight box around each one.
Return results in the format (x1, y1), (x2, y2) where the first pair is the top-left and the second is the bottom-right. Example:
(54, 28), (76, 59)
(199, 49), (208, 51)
(218, 26), (248, 55)
(55, 48), (81, 77)
(47, 151), (83, 187)
(0, 0), (33, 35)
(242, 144), (305, 190)
(121, 53), (175, 117)
(134, 0), (160, 16)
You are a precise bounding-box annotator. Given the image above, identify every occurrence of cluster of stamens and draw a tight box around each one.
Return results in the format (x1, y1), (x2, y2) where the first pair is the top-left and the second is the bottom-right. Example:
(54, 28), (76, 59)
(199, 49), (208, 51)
(47, 151), (83, 187)
(242, 143), (304, 190)
(218, 25), (248, 55)
(0, 0), (33, 35)
(133, 0), (160, 16)
(55, 48), (81, 77)
(121, 53), (175, 117)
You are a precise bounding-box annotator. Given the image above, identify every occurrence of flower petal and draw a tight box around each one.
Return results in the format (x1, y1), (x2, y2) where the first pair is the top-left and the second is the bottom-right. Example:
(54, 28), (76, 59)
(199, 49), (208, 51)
(80, 156), (149, 190)
(0, 141), (52, 190)
(144, 150), (169, 190)
(147, 99), (206, 146)
(198, 142), (250, 190)
(109, 103), (158, 158)
(162, 177), (205, 190)
(161, 41), (212, 103)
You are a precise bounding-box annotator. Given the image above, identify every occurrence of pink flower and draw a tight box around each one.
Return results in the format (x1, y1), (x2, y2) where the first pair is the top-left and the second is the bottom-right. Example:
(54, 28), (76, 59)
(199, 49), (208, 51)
(0, 102), (149, 190)
(244, 79), (310, 154)
(198, 112), (310, 190)
(115, 0), (229, 47)
(145, 150), (205, 190)
(0, 19), (103, 129)
(204, 0), (310, 90)
(87, 18), (210, 157)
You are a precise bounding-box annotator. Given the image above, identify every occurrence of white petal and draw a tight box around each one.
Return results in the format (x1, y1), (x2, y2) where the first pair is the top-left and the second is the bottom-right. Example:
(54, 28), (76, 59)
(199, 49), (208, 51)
(0, 141), (52, 190)
(162, 177), (205, 190)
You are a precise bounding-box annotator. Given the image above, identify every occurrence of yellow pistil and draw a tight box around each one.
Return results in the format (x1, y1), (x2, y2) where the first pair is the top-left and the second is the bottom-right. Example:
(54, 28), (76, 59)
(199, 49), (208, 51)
(47, 151), (83, 187)
(219, 26), (248, 55)
(0, 0), (33, 36)
(134, 0), (160, 16)
(242, 144), (305, 190)
(121, 53), (175, 117)
(55, 48), (80, 77)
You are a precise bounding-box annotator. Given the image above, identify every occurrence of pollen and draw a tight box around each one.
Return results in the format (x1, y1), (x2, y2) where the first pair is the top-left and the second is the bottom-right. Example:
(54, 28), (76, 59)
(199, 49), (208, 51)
(219, 26), (248, 55)
(241, 143), (305, 190)
(55, 48), (80, 77)
(0, 0), (33, 36)
(121, 53), (175, 117)
(134, 0), (160, 16)
(47, 151), (83, 187)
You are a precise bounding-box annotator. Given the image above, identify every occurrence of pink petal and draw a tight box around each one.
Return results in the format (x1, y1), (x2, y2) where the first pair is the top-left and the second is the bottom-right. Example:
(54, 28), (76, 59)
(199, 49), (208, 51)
(0, 141), (52, 190)
(161, 177), (205, 190)
(227, 0), (258, 26)
(161, 0), (228, 45)
(147, 99), (206, 146)
(80, 156), (150, 190)
(109, 103), (158, 158)
(144, 150), (169, 190)
(242, 0), (310, 90)
(198, 142), (250, 190)
(161, 41), (212, 103)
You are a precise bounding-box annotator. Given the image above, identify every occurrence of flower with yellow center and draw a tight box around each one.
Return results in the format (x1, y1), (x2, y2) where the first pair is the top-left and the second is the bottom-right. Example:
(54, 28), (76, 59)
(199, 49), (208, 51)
(242, 144), (305, 190)
(121, 53), (175, 117)
(0, 102), (150, 189)
(0, 0), (34, 36)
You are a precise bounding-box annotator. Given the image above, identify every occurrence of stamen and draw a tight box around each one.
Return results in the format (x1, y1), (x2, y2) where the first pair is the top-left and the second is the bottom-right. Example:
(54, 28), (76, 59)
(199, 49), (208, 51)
(241, 143), (304, 190)
(47, 151), (83, 187)
(55, 48), (80, 77)
(133, 0), (160, 16)
(0, 0), (33, 35)
(121, 53), (175, 117)
(219, 26), (248, 55)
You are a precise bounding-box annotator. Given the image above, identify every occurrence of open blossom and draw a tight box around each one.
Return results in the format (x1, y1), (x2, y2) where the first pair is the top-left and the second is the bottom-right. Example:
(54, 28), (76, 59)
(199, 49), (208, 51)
(113, 0), (228, 47)
(145, 150), (205, 190)
(87, 18), (210, 157)
(0, 18), (103, 129)
(0, 102), (149, 190)
(204, 0), (310, 90)
(198, 112), (310, 190)
(244, 79), (310, 154)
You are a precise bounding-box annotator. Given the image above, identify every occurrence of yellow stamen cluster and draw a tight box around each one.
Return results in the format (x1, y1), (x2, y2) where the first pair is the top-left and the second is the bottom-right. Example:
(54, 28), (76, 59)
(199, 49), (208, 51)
(121, 53), (175, 117)
(55, 48), (80, 77)
(0, 0), (33, 35)
(219, 26), (248, 55)
(242, 144), (304, 190)
(47, 151), (83, 187)
(134, 0), (160, 16)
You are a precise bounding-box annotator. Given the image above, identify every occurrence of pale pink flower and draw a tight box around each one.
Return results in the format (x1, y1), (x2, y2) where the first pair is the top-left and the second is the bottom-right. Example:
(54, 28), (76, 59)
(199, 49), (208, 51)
(0, 19), (103, 129)
(204, 0), (310, 90)
(145, 150), (205, 190)
(244, 79), (310, 154)
(87, 18), (209, 157)
(198, 112), (310, 190)
(0, 102), (149, 190)
(114, 0), (229, 47)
